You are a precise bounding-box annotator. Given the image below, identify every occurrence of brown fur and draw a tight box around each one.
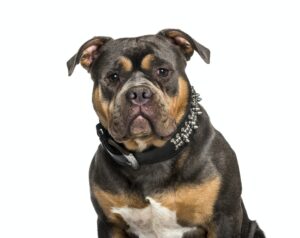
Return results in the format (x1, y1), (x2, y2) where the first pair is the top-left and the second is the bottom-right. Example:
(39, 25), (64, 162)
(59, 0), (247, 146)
(92, 185), (148, 227)
(152, 176), (221, 227)
(140, 54), (155, 70)
(92, 85), (111, 128)
(111, 227), (128, 238)
(119, 56), (133, 72)
(122, 136), (167, 152)
(168, 76), (189, 124)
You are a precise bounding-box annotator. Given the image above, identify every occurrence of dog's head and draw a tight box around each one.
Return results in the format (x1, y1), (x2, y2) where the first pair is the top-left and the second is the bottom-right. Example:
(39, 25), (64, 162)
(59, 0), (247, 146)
(67, 29), (210, 151)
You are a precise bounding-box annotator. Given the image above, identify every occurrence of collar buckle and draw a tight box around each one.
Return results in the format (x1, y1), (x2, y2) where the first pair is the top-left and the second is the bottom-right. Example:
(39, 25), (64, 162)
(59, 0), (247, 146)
(124, 153), (140, 170)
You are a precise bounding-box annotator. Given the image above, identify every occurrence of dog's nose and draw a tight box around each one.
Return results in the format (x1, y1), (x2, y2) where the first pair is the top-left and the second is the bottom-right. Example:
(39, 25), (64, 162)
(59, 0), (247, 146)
(126, 87), (153, 105)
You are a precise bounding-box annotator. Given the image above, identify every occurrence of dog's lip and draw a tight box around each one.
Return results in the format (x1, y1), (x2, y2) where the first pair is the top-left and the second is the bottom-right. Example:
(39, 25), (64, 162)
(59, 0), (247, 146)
(129, 115), (152, 137)
(125, 113), (151, 135)
(128, 106), (150, 124)
(130, 113), (152, 127)
(128, 113), (175, 140)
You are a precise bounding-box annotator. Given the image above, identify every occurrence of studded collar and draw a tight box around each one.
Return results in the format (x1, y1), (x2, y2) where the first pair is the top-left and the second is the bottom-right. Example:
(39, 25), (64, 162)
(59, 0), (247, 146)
(96, 86), (202, 170)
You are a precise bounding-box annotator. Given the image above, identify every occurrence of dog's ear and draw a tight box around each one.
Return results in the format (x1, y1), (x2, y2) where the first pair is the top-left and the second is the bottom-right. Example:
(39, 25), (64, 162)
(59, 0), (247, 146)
(158, 29), (210, 64)
(67, 36), (112, 76)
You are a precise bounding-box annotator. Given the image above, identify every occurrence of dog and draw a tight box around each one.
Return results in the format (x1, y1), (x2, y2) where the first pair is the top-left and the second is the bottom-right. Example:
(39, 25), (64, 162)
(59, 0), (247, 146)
(67, 29), (265, 238)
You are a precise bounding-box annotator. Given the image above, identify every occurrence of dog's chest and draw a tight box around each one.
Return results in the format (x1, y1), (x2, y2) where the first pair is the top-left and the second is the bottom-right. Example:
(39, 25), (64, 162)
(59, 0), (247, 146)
(93, 176), (220, 237)
(112, 197), (195, 238)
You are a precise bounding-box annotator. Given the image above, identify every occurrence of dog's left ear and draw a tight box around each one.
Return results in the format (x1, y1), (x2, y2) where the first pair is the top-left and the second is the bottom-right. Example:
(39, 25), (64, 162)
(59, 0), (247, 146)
(158, 29), (210, 63)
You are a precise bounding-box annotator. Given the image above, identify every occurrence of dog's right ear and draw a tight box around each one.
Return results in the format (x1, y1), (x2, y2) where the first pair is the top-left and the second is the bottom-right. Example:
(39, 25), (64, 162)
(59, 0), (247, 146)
(67, 36), (112, 76)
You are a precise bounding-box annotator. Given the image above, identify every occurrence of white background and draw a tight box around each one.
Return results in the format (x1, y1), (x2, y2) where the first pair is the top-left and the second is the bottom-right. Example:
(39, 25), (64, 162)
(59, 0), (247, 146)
(0, 0), (299, 237)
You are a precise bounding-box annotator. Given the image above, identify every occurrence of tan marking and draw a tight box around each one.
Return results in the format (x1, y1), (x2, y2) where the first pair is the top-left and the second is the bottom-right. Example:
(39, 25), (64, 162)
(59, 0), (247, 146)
(152, 176), (221, 226)
(122, 139), (138, 151)
(92, 185), (148, 227)
(123, 135), (167, 152)
(111, 227), (127, 238)
(151, 138), (168, 147)
(141, 54), (155, 70)
(119, 56), (133, 72)
(168, 76), (189, 124)
(92, 84), (110, 128)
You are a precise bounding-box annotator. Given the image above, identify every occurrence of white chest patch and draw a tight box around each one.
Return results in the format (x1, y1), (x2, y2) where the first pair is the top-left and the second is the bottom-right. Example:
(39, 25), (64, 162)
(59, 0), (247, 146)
(111, 197), (195, 238)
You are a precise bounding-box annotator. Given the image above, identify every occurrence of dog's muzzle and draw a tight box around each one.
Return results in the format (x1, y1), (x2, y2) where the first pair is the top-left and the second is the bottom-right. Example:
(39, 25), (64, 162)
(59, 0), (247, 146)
(125, 86), (154, 137)
(109, 79), (176, 141)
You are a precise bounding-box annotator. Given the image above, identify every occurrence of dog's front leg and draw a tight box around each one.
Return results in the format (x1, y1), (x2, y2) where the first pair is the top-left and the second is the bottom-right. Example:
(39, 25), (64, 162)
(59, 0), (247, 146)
(96, 216), (111, 237)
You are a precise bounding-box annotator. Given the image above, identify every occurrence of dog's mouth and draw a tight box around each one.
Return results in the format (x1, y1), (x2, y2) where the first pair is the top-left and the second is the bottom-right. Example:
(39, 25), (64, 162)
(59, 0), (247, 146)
(109, 104), (176, 143)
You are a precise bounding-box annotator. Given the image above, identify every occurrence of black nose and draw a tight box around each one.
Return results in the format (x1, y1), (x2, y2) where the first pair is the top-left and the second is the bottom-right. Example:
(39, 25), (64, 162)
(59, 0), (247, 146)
(126, 87), (153, 105)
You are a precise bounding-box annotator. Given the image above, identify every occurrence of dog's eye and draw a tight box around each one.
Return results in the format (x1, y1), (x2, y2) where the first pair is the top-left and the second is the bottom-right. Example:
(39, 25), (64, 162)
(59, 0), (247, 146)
(157, 68), (169, 77)
(108, 73), (119, 81)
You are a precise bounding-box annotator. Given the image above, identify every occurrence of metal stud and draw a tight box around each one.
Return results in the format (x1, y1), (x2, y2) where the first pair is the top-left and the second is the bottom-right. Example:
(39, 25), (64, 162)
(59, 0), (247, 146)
(170, 86), (202, 150)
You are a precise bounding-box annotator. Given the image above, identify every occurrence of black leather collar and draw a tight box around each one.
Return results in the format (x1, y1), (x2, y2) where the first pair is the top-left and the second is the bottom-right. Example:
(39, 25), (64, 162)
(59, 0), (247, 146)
(96, 86), (202, 170)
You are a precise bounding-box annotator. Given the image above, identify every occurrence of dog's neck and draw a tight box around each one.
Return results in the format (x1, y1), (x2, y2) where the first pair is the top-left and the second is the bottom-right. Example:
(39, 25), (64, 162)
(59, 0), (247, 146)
(96, 86), (202, 170)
